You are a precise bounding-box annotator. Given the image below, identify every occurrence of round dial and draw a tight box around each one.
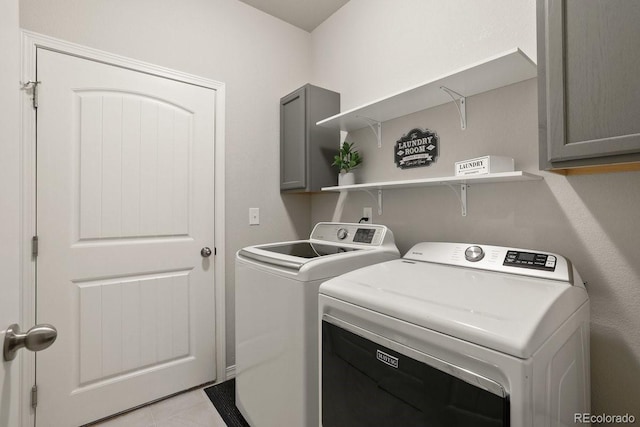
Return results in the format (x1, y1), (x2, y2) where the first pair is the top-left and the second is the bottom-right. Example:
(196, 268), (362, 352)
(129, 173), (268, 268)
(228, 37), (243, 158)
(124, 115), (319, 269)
(336, 228), (349, 240)
(464, 245), (485, 262)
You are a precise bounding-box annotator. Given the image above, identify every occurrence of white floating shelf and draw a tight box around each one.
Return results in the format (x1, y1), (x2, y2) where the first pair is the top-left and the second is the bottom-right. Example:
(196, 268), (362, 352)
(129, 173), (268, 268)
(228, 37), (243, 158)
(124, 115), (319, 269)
(322, 171), (543, 217)
(316, 48), (537, 132)
(322, 171), (541, 192)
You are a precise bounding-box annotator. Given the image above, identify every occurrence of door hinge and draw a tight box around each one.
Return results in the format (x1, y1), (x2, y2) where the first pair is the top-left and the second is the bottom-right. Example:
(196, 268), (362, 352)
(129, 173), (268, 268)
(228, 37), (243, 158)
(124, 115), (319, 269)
(31, 384), (38, 408)
(31, 235), (39, 257)
(21, 80), (41, 109)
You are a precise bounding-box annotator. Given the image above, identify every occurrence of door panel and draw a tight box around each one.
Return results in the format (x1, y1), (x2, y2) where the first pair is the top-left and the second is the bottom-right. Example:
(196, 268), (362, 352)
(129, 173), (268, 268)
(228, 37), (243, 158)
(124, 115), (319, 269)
(77, 92), (191, 239)
(36, 48), (216, 426)
(77, 272), (190, 384)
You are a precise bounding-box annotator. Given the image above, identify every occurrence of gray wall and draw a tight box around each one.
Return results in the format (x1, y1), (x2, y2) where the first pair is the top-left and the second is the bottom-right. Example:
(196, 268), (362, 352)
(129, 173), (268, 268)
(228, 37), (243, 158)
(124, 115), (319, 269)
(311, 0), (640, 418)
(20, 0), (313, 367)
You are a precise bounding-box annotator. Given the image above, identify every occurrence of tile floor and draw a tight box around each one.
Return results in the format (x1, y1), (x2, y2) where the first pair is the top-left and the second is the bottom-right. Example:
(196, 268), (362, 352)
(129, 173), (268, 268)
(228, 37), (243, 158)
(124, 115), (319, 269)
(89, 387), (227, 427)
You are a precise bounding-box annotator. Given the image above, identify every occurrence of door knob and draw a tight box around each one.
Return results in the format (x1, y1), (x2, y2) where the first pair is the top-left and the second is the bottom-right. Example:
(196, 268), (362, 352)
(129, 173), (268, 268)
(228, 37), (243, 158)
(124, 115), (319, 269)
(201, 247), (213, 258)
(3, 323), (58, 361)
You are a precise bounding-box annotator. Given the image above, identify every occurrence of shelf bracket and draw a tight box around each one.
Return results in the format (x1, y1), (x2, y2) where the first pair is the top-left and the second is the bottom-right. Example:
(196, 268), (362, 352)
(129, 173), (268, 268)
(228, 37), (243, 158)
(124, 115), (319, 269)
(440, 86), (466, 130)
(444, 183), (468, 217)
(356, 116), (382, 148)
(460, 184), (467, 217)
(363, 189), (383, 215)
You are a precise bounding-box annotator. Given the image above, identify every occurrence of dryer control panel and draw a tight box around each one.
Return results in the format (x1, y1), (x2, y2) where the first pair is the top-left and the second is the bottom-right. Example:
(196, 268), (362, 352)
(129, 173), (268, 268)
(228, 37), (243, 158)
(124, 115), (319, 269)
(503, 250), (556, 271)
(404, 242), (573, 284)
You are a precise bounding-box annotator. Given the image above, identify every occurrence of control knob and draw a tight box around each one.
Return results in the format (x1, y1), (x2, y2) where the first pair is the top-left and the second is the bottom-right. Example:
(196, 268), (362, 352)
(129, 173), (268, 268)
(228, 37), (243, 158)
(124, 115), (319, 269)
(337, 228), (349, 240)
(464, 245), (485, 262)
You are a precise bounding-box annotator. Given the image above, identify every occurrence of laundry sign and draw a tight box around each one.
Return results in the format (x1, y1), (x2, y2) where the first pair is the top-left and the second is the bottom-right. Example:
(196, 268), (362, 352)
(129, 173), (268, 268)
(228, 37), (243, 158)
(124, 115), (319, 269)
(394, 128), (439, 169)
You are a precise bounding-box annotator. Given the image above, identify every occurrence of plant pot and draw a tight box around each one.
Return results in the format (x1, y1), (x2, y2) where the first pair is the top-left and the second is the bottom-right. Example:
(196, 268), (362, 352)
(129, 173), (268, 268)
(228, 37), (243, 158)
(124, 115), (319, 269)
(338, 172), (355, 186)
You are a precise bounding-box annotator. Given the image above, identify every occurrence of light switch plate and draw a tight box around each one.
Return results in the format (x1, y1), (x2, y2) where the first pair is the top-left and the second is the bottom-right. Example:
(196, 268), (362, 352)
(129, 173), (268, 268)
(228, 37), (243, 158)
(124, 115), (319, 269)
(249, 208), (259, 225)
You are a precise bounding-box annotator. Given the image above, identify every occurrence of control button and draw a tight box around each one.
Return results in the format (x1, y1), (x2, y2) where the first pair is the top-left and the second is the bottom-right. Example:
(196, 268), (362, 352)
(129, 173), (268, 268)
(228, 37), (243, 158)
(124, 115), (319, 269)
(464, 246), (485, 262)
(337, 228), (349, 240)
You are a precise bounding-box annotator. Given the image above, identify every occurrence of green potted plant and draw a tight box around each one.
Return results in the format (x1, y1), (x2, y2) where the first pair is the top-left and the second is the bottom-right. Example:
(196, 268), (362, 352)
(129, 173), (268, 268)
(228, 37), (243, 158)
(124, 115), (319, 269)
(332, 141), (362, 186)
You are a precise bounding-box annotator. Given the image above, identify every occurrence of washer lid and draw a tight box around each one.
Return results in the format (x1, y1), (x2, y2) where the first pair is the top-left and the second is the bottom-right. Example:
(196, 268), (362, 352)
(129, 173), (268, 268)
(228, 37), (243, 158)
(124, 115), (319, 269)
(237, 240), (400, 281)
(319, 258), (588, 359)
(236, 222), (400, 281)
(246, 241), (361, 260)
(238, 241), (363, 270)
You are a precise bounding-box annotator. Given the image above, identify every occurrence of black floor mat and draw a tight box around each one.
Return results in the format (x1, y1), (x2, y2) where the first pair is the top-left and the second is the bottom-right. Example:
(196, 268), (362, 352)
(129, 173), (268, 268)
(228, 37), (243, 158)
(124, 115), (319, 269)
(204, 379), (250, 427)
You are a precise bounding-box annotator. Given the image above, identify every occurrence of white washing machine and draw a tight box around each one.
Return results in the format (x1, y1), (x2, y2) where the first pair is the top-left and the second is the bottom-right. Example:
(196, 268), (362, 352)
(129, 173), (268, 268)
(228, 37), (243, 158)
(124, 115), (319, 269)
(235, 222), (399, 427)
(319, 242), (590, 427)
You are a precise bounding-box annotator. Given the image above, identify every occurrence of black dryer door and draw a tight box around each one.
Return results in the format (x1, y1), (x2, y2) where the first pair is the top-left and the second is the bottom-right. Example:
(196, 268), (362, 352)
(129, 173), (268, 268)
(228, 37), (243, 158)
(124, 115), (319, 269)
(321, 318), (509, 427)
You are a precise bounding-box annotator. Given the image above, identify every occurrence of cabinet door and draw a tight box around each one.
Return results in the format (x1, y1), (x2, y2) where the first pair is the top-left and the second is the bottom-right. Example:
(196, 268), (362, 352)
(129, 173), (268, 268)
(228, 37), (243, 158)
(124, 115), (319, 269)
(541, 0), (640, 164)
(280, 88), (307, 190)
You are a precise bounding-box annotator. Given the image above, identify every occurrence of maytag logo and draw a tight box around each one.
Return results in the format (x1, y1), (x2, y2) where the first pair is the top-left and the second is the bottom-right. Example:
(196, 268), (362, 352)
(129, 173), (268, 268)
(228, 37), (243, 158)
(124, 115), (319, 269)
(376, 350), (399, 369)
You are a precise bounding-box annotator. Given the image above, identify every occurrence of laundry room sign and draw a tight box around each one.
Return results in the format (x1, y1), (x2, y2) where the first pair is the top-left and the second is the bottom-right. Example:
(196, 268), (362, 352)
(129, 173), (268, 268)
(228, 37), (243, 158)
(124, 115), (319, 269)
(394, 128), (439, 169)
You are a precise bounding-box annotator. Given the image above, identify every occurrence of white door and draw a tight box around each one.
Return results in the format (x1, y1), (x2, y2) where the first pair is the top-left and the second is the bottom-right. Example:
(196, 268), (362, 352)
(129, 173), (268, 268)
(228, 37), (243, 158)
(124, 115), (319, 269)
(1, 2), (21, 427)
(35, 48), (216, 426)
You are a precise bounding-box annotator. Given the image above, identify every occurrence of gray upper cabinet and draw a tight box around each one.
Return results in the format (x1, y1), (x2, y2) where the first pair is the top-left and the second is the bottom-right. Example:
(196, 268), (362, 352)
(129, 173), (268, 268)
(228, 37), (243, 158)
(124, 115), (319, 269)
(538, 0), (640, 173)
(280, 84), (340, 192)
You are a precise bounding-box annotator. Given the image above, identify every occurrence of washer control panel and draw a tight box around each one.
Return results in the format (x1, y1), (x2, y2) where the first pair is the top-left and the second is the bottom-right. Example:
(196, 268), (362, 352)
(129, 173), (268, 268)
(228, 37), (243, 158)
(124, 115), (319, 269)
(311, 222), (393, 247)
(504, 250), (556, 271)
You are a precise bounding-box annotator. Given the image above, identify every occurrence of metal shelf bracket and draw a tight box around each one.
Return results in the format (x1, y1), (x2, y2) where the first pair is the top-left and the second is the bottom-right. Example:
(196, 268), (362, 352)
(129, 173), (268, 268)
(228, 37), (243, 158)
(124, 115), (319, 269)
(356, 116), (382, 148)
(461, 184), (467, 216)
(445, 183), (468, 217)
(440, 86), (466, 130)
(363, 189), (383, 215)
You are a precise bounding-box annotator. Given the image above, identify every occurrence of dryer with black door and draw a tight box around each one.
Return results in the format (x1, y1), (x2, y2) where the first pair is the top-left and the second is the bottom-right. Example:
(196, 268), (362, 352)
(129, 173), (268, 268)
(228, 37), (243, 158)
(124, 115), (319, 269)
(236, 222), (399, 427)
(319, 242), (590, 426)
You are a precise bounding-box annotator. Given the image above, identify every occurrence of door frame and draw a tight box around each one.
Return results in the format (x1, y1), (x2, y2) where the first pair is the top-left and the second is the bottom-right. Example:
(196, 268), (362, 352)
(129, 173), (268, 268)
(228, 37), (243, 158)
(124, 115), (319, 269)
(19, 30), (227, 426)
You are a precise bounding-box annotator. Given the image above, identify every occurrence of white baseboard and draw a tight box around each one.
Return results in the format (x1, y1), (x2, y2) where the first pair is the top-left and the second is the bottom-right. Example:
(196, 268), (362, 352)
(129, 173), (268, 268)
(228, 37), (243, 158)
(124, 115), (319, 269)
(225, 365), (236, 380)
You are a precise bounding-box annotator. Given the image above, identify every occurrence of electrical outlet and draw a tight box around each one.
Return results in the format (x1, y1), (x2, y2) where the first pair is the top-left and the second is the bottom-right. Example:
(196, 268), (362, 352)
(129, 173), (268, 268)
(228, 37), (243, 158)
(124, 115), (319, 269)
(249, 208), (260, 225)
(363, 207), (373, 222)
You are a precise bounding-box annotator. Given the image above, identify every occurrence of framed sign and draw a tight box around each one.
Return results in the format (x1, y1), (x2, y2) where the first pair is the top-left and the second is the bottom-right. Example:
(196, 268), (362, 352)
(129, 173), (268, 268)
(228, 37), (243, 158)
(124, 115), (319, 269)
(394, 128), (439, 169)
